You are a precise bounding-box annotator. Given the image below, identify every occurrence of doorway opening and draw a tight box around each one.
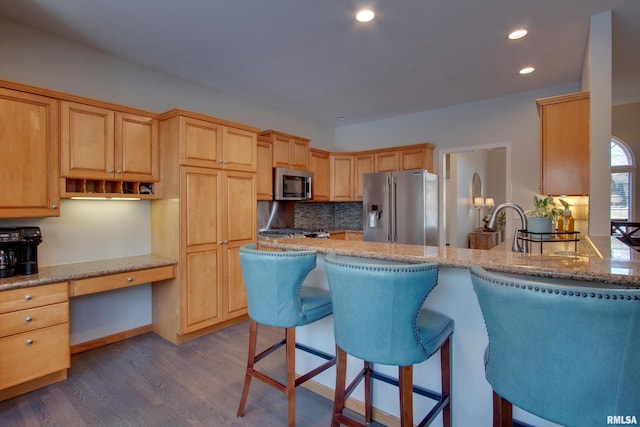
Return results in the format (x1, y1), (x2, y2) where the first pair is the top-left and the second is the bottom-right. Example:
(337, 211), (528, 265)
(436, 143), (511, 248)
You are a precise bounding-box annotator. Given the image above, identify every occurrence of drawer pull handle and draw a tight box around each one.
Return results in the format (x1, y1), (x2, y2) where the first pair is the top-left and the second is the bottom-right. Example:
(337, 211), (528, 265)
(25, 316), (32, 323)
(127, 277), (133, 282)
(26, 339), (33, 346)
(25, 295), (32, 301)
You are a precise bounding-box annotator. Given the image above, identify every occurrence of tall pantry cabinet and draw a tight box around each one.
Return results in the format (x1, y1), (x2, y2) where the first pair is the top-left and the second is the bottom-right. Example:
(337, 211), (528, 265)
(151, 109), (258, 344)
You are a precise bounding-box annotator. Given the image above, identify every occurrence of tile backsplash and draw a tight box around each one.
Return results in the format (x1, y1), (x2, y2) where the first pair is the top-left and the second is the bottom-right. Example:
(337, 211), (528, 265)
(295, 202), (363, 230)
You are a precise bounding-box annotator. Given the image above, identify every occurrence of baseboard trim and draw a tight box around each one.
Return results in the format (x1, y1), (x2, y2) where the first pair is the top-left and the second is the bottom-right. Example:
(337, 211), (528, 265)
(301, 379), (400, 427)
(70, 324), (153, 355)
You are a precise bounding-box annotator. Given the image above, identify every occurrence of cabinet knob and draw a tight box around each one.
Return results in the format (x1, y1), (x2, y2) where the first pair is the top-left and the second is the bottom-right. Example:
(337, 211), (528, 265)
(51, 204), (58, 209)
(218, 241), (223, 245)
(25, 295), (32, 301)
(108, 168), (114, 173)
(25, 316), (32, 323)
(223, 160), (228, 164)
(223, 240), (229, 244)
(218, 160), (223, 164)
(116, 169), (122, 174)
(127, 277), (133, 282)
(26, 339), (33, 346)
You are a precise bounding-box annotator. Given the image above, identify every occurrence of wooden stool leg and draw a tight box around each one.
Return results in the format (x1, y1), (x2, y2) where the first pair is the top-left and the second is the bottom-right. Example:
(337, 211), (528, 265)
(286, 327), (296, 427)
(441, 336), (452, 427)
(399, 365), (413, 427)
(493, 391), (512, 427)
(237, 319), (258, 417)
(364, 361), (372, 423)
(332, 346), (347, 427)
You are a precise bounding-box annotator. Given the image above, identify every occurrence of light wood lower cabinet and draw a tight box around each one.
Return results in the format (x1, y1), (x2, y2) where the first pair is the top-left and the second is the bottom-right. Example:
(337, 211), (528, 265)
(0, 282), (70, 400)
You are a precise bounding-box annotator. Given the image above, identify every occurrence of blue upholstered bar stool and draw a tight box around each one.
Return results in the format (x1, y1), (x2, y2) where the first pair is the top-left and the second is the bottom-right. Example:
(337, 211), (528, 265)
(324, 254), (453, 427)
(470, 266), (640, 427)
(237, 243), (336, 427)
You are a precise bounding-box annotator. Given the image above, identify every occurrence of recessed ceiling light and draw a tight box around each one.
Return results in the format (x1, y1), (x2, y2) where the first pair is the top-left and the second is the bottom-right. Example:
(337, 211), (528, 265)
(337, 116), (346, 121)
(519, 66), (535, 75)
(508, 29), (528, 40)
(356, 9), (375, 23)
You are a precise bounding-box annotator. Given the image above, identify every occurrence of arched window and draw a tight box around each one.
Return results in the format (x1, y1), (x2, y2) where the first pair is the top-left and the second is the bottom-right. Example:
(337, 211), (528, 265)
(611, 137), (635, 220)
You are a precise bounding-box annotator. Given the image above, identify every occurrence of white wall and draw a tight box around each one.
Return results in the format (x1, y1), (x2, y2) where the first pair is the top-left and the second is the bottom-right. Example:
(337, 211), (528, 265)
(0, 19), (336, 150)
(0, 200), (152, 344)
(586, 11), (613, 236)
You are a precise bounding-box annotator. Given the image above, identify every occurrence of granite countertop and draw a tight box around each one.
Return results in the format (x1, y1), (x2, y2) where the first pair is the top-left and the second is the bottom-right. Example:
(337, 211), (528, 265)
(258, 236), (640, 287)
(0, 254), (177, 292)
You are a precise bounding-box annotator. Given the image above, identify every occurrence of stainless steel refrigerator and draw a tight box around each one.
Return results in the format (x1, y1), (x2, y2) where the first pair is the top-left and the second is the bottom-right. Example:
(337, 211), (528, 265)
(363, 169), (438, 245)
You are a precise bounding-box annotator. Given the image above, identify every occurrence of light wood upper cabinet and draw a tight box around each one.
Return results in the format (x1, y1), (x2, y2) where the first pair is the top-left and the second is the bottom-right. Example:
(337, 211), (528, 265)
(257, 136), (273, 200)
(178, 116), (222, 168)
(0, 88), (60, 218)
(330, 154), (354, 201)
(400, 145), (433, 171)
(375, 150), (398, 172)
(61, 101), (159, 181)
(309, 148), (331, 201)
(374, 144), (434, 173)
(260, 130), (310, 170)
(354, 153), (374, 200)
(224, 127), (257, 172)
(176, 115), (256, 172)
(536, 92), (590, 196)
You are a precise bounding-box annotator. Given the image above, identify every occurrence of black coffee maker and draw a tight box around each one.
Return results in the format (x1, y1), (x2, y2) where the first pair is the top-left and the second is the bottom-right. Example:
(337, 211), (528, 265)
(0, 228), (20, 278)
(17, 227), (42, 275)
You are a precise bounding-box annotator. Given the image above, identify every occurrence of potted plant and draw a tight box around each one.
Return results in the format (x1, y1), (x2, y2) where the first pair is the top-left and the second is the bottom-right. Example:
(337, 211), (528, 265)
(525, 195), (563, 239)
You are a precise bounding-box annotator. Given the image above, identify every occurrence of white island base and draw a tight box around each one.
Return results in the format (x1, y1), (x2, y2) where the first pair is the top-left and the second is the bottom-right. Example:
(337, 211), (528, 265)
(294, 255), (562, 427)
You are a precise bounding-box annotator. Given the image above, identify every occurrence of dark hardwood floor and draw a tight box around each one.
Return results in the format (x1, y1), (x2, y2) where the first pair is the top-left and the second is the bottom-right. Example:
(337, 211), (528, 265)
(1, 321), (376, 427)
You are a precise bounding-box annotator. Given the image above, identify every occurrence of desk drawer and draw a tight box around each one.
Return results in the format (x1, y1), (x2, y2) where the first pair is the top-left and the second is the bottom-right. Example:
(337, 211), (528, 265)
(0, 302), (69, 338)
(0, 323), (70, 389)
(0, 283), (68, 314)
(69, 265), (175, 297)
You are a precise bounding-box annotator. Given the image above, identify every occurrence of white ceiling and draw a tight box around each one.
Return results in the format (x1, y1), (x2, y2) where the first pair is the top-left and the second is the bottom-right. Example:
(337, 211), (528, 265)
(1, 0), (638, 128)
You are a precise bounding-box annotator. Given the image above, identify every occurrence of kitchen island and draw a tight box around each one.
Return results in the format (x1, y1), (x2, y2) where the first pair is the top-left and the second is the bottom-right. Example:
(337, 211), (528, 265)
(258, 236), (640, 427)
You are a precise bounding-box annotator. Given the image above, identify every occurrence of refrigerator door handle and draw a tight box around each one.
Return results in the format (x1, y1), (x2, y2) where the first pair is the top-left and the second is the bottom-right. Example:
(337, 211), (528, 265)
(390, 175), (397, 242)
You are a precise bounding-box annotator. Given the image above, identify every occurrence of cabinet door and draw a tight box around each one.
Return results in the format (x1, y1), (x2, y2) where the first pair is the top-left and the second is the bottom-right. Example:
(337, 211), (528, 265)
(223, 171), (256, 243)
(222, 171), (255, 319)
(223, 127), (256, 172)
(331, 154), (354, 201)
(182, 249), (223, 332)
(375, 150), (398, 172)
(309, 149), (330, 201)
(0, 89), (60, 218)
(181, 167), (223, 332)
(354, 153), (374, 200)
(539, 93), (590, 195)
(291, 138), (309, 169)
(399, 146), (427, 171)
(257, 137), (273, 200)
(182, 167), (221, 249)
(224, 240), (248, 319)
(116, 112), (159, 181)
(272, 134), (292, 168)
(179, 116), (222, 168)
(61, 101), (115, 179)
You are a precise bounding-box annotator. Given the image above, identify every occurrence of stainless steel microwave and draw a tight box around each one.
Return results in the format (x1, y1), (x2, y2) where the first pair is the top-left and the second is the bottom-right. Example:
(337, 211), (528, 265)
(273, 168), (313, 201)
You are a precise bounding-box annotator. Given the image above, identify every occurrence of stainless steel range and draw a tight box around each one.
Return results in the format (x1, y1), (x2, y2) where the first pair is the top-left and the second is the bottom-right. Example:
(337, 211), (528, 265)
(258, 228), (330, 238)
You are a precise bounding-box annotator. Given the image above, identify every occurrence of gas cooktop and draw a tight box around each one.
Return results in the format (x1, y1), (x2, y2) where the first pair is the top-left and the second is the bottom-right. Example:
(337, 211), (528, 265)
(258, 228), (329, 238)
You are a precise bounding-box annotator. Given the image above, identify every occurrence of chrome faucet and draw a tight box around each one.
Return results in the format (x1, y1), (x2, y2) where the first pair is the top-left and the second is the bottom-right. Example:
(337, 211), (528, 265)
(486, 203), (528, 253)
